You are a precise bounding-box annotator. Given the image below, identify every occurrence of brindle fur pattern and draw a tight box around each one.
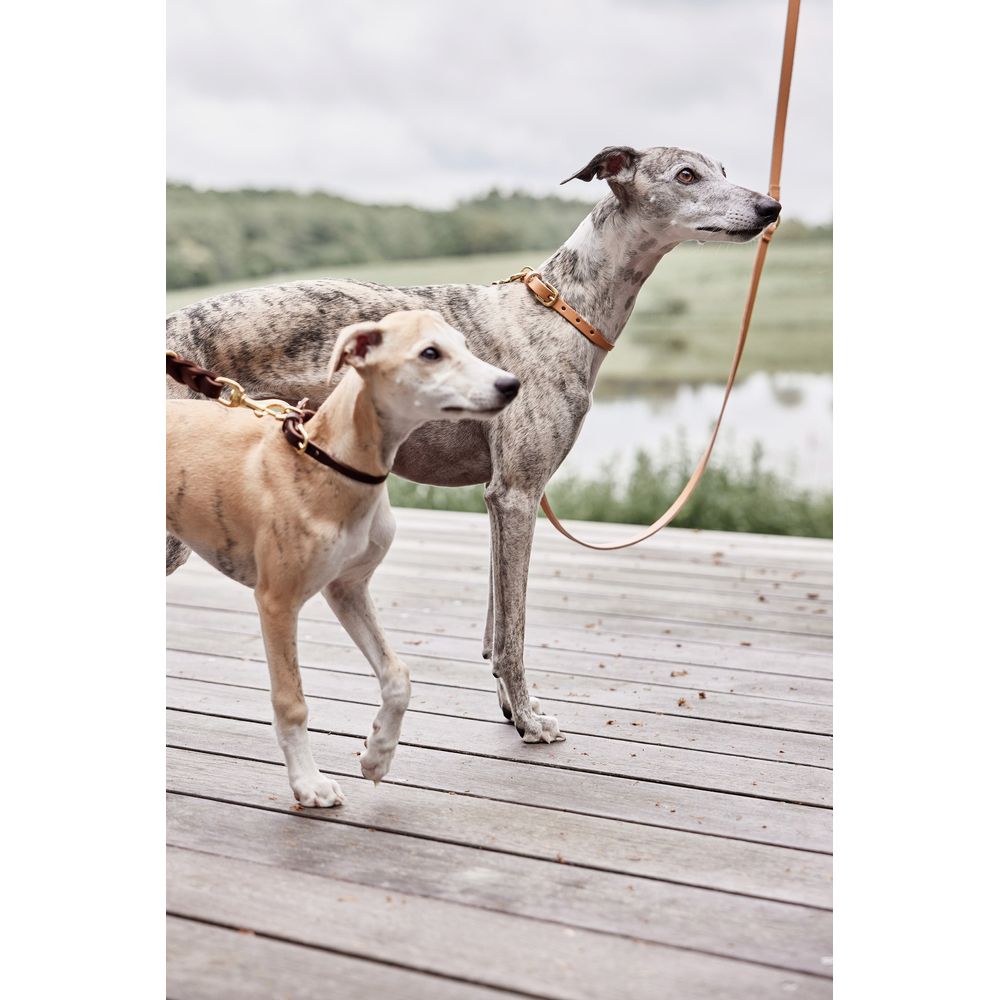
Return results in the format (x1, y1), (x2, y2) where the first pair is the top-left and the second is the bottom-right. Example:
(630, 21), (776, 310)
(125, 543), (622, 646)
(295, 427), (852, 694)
(166, 144), (780, 743)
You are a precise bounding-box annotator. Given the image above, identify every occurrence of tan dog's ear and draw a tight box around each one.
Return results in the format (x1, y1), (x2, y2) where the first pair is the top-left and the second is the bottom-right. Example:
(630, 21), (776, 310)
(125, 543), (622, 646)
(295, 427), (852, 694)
(328, 322), (384, 382)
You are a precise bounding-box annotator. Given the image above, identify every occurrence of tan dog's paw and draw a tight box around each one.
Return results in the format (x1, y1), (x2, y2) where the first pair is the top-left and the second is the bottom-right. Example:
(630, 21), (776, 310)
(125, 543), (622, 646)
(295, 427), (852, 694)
(517, 712), (565, 744)
(360, 743), (396, 785)
(291, 774), (345, 808)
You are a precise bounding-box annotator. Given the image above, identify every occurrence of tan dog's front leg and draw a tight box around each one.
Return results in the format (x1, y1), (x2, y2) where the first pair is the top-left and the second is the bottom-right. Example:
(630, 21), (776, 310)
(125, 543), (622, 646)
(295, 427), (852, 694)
(255, 589), (344, 807)
(323, 580), (410, 784)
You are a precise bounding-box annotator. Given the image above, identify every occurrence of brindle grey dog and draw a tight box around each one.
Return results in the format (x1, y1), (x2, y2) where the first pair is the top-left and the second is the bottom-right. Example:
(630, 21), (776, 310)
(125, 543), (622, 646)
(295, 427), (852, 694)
(166, 145), (780, 745)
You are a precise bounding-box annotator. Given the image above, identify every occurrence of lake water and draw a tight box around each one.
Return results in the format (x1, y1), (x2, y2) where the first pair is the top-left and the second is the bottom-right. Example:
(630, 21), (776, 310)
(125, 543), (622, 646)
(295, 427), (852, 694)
(560, 372), (832, 493)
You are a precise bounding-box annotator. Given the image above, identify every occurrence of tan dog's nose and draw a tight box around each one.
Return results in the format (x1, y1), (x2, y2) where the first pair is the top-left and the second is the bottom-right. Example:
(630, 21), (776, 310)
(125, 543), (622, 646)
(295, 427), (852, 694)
(495, 375), (520, 402)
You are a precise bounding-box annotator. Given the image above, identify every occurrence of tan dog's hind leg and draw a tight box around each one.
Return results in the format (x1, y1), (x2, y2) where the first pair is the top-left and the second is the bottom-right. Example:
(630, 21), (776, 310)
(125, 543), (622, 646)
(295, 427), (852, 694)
(255, 588), (345, 808)
(324, 580), (410, 784)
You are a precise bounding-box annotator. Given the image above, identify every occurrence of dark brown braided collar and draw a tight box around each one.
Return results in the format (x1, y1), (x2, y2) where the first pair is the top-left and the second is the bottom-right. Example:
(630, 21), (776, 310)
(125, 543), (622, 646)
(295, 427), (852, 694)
(166, 352), (389, 486)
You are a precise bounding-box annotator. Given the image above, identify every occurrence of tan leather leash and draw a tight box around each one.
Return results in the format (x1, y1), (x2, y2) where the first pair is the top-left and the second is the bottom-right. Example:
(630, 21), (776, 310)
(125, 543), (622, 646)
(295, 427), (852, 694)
(534, 0), (801, 550)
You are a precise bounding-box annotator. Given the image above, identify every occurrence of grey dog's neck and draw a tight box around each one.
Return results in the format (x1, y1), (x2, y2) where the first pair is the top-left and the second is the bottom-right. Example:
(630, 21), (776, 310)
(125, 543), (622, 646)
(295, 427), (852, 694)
(541, 195), (679, 356)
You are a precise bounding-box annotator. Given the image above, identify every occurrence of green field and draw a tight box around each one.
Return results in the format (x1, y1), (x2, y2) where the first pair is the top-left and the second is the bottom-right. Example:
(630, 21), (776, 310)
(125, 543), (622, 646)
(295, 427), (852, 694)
(166, 237), (831, 386)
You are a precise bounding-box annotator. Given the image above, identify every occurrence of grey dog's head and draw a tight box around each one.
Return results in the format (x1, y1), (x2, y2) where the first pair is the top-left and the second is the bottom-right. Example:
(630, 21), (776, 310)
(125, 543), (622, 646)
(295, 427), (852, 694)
(562, 145), (780, 244)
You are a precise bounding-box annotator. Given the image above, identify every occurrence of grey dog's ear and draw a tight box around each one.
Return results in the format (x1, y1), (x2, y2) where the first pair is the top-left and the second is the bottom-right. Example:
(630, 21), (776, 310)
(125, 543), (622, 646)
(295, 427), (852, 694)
(328, 322), (384, 382)
(560, 146), (641, 185)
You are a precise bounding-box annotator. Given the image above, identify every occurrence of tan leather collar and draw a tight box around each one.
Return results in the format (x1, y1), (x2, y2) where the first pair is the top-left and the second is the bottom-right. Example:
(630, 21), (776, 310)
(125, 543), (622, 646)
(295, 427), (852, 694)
(494, 267), (614, 352)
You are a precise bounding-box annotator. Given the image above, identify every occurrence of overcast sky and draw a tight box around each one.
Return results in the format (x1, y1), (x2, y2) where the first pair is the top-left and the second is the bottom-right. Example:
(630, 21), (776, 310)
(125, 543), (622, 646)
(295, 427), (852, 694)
(167, 0), (831, 221)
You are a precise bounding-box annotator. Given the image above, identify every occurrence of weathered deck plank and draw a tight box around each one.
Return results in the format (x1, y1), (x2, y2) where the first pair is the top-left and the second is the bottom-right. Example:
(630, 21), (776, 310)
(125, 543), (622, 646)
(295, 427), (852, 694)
(166, 508), (833, 997)
(168, 606), (833, 703)
(166, 671), (832, 804)
(168, 747), (831, 906)
(167, 616), (833, 764)
(172, 567), (833, 653)
(168, 710), (831, 851)
(167, 795), (831, 976)
(168, 856), (831, 1000)
(167, 916), (516, 1000)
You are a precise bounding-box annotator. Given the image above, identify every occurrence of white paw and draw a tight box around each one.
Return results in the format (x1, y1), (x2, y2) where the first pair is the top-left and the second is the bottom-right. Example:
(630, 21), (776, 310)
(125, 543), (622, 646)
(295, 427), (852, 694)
(517, 712), (565, 744)
(291, 773), (345, 808)
(496, 681), (544, 720)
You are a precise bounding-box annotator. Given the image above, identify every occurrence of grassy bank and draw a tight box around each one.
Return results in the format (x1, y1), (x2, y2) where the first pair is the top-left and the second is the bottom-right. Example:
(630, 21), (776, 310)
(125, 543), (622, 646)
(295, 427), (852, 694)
(388, 441), (833, 539)
(166, 237), (831, 386)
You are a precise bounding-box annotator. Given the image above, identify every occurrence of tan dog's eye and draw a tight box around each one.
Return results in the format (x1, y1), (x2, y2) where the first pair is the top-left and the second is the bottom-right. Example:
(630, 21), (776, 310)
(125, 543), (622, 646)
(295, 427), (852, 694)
(420, 346), (441, 361)
(676, 168), (697, 184)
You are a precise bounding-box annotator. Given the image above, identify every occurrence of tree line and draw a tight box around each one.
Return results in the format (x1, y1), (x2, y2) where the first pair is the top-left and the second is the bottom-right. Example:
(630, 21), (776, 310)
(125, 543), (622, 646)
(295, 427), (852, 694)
(167, 182), (831, 290)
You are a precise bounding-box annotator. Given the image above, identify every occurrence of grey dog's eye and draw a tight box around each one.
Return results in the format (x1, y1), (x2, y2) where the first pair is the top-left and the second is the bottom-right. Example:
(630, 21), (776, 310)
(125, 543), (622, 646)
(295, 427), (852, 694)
(420, 346), (441, 361)
(676, 168), (697, 184)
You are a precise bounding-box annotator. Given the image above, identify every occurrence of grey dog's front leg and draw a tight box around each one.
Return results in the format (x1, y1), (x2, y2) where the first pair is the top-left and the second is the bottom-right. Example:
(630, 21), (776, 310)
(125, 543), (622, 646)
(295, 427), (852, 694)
(484, 483), (563, 743)
(484, 561), (544, 721)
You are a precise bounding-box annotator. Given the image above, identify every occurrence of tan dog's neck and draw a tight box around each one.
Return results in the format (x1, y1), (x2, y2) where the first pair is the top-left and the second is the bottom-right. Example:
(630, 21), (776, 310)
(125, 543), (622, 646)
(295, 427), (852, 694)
(305, 369), (405, 479)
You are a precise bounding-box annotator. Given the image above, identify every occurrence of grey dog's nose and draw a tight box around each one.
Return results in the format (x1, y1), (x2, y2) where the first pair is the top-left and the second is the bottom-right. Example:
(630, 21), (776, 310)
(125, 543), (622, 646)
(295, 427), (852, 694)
(755, 196), (782, 224)
(495, 375), (520, 401)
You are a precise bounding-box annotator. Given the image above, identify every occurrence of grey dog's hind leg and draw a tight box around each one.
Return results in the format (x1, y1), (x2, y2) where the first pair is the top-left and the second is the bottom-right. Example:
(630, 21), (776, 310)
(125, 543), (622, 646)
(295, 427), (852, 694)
(485, 483), (563, 742)
(482, 561), (495, 660)
(166, 534), (191, 576)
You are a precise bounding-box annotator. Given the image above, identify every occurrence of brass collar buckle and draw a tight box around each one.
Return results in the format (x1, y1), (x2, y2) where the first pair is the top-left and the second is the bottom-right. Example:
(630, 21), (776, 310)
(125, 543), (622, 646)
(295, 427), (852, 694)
(493, 265), (559, 308)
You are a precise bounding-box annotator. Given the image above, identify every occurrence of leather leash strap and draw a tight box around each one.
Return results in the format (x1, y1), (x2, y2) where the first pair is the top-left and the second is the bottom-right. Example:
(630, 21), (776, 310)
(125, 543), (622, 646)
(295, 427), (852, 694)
(538, 0), (800, 550)
(166, 351), (389, 486)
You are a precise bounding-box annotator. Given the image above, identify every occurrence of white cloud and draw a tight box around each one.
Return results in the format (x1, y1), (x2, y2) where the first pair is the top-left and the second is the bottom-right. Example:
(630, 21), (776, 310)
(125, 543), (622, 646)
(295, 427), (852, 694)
(168, 0), (831, 220)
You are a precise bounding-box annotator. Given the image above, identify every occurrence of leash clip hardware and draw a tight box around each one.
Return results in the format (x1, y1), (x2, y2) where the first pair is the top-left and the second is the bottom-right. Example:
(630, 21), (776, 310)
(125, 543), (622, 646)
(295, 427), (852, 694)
(215, 377), (247, 409)
(244, 397), (302, 421)
(215, 377), (303, 423)
(492, 265), (535, 286)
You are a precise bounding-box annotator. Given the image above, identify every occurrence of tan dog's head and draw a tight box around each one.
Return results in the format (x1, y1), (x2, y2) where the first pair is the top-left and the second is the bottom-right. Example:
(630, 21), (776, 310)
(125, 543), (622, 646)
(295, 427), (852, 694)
(328, 309), (520, 424)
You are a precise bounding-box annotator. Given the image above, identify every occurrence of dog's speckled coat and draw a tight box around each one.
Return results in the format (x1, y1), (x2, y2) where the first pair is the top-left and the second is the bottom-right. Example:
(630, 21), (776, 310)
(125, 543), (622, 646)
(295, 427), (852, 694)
(166, 145), (780, 743)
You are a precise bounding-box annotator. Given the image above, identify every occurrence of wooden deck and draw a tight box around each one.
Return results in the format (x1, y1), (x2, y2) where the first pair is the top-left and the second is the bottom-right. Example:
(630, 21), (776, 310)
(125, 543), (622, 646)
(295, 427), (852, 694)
(166, 508), (832, 999)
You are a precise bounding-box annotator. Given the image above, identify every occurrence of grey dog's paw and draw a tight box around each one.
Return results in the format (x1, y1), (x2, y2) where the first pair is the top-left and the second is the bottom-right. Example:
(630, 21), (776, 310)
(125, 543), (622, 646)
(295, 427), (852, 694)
(516, 712), (564, 744)
(496, 679), (545, 721)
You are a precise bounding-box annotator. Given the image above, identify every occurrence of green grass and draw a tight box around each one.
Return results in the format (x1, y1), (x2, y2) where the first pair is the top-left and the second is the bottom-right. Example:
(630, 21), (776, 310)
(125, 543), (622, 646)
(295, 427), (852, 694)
(166, 237), (831, 386)
(387, 439), (832, 539)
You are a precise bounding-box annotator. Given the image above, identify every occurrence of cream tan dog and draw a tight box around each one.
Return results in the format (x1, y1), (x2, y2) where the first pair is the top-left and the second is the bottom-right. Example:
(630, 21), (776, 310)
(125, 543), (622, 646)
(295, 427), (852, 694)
(167, 309), (520, 806)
